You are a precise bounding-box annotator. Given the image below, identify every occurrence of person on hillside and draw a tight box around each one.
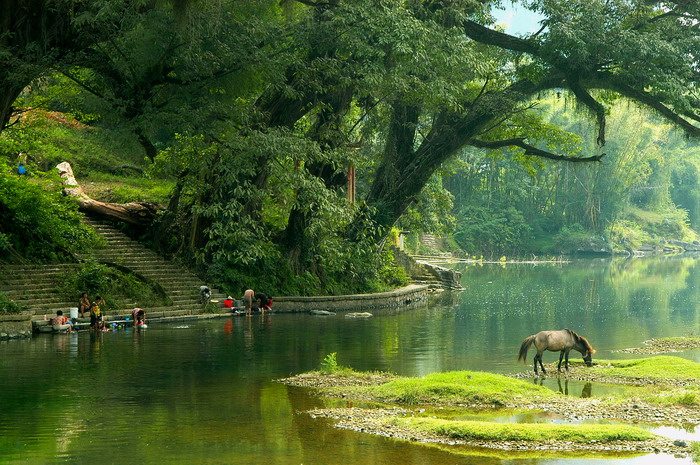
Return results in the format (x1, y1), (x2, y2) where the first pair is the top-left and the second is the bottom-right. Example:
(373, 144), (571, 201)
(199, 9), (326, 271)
(223, 296), (234, 309)
(90, 296), (106, 331)
(132, 307), (147, 328)
(51, 310), (72, 333)
(16, 150), (28, 175)
(78, 292), (90, 318)
(243, 288), (254, 316)
(199, 286), (211, 304)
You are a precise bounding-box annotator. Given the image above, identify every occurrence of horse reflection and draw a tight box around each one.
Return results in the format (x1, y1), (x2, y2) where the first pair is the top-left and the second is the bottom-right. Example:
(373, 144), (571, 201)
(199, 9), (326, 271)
(533, 378), (593, 397)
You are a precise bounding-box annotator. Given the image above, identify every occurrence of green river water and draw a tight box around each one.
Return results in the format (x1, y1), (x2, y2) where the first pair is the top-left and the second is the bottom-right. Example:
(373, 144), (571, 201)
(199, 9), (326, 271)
(2, 256), (700, 464)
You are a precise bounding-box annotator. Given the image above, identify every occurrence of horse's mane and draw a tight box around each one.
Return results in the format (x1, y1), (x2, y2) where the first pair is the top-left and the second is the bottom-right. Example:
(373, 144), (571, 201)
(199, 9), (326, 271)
(565, 328), (596, 354)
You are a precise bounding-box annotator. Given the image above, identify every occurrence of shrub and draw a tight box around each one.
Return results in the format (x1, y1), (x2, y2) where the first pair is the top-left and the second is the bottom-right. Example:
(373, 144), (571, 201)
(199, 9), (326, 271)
(0, 293), (24, 313)
(60, 261), (168, 309)
(0, 167), (101, 263)
(320, 352), (340, 374)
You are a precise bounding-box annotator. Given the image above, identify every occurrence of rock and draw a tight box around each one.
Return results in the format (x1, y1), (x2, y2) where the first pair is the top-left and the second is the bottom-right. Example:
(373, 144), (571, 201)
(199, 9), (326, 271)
(310, 310), (336, 316)
(345, 312), (373, 318)
(673, 440), (687, 447)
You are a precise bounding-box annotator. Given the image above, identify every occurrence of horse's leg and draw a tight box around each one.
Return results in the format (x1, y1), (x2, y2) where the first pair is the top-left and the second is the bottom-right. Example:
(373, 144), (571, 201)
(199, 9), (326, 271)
(557, 351), (564, 372)
(537, 351), (546, 374)
(564, 350), (571, 371)
(533, 354), (538, 375)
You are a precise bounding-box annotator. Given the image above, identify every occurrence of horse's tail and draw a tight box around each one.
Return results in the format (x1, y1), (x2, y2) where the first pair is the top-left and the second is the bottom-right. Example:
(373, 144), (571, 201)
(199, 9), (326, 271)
(518, 335), (535, 363)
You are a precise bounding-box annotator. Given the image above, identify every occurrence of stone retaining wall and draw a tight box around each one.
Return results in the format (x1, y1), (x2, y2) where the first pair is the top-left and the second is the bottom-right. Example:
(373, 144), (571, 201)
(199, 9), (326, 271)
(272, 284), (431, 313)
(0, 313), (33, 340)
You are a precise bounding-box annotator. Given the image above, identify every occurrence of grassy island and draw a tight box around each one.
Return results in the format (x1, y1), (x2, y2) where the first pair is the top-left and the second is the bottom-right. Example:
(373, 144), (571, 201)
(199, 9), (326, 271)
(280, 357), (700, 459)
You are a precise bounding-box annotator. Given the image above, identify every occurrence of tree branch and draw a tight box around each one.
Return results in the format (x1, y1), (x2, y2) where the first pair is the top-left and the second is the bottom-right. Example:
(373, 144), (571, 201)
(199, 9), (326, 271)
(462, 20), (540, 54)
(469, 138), (605, 162)
(57, 162), (162, 225)
(567, 79), (606, 146)
(601, 77), (700, 138)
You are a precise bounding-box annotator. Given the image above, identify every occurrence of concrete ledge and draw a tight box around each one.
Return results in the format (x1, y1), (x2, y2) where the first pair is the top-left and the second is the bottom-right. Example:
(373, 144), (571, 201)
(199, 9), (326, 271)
(0, 313), (33, 339)
(272, 284), (430, 313)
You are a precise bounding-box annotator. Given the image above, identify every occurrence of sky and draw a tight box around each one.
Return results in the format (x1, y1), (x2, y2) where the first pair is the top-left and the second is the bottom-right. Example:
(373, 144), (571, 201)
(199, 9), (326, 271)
(492, 5), (545, 35)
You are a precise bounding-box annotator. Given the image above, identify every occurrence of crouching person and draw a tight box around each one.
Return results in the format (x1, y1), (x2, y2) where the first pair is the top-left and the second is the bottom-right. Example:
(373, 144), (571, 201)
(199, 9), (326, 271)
(51, 310), (72, 333)
(132, 307), (147, 328)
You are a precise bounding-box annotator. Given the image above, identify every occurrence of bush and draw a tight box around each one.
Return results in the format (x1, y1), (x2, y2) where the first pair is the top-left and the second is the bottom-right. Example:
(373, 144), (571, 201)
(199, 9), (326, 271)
(0, 167), (101, 263)
(454, 205), (532, 257)
(320, 352), (340, 374)
(550, 224), (610, 254)
(60, 261), (168, 309)
(0, 293), (25, 313)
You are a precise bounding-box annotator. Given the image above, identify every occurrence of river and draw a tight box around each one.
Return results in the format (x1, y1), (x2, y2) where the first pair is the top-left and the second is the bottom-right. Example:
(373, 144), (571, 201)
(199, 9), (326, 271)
(1, 256), (699, 464)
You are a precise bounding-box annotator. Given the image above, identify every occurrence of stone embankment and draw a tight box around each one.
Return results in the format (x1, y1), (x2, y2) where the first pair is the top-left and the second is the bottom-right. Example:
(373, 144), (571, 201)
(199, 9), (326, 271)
(0, 314), (33, 340)
(392, 247), (462, 290)
(273, 284), (430, 313)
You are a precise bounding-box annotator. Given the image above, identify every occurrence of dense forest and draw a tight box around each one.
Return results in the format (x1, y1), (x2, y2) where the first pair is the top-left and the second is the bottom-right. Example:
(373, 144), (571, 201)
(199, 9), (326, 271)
(1, 0), (700, 295)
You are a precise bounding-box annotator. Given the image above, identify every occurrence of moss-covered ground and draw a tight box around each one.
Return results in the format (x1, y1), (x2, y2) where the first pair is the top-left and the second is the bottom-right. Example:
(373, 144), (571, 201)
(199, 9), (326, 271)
(281, 357), (700, 459)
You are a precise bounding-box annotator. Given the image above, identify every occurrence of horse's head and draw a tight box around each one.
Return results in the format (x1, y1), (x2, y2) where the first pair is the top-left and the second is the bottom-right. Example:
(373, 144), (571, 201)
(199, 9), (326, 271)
(574, 332), (596, 367)
(582, 348), (596, 367)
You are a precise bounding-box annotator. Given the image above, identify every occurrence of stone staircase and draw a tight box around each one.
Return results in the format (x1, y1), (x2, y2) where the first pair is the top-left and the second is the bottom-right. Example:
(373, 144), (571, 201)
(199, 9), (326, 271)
(0, 264), (81, 317)
(0, 217), (226, 322)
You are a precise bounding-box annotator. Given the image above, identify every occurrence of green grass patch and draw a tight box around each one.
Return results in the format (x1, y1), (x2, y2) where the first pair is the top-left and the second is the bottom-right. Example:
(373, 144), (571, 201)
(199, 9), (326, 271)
(619, 385), (700, 407)
(367, 371), (557, 406)
(400, 417), (655, 443)
(81, 172), (173, 204)
(691, 442), (700, 463)
(591, 356), (700, 381)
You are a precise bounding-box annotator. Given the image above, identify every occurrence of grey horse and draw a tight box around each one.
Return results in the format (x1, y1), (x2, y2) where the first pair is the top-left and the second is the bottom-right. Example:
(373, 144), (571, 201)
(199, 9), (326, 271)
(518, 329), (596, 375)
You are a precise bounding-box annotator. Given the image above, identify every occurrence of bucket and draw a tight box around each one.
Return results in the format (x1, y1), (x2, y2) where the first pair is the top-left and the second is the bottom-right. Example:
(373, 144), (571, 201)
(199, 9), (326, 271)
(69, 307), (79, 319)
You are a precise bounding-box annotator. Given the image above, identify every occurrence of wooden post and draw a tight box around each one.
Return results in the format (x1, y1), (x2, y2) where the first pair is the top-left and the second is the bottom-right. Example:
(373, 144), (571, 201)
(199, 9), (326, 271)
(347, 165), (356, 204)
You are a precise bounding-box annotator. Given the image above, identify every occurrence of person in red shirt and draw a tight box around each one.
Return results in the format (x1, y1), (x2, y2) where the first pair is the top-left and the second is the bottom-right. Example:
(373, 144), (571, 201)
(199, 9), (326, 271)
(223, 296), (234, 309)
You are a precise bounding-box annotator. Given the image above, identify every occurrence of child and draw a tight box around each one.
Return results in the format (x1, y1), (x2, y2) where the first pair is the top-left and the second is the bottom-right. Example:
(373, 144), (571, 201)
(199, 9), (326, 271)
(78, 292), (90, 318)
(223, 296), (234, 309)
(90, 296), (106, 331)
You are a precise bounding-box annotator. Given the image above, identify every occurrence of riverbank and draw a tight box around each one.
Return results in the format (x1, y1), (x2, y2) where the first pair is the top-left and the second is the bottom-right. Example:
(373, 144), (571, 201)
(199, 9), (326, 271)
(278, 356), (700, 458)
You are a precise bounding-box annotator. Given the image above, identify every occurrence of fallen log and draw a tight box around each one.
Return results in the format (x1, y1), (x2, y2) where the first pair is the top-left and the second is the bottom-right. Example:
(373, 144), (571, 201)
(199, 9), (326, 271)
(56, 161), (162, 225)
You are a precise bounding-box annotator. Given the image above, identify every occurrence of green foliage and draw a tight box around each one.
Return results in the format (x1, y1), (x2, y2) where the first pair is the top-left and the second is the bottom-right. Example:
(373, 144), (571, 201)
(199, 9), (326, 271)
(550, 224), (609, 255)
(0, 293), (24, 314)
(319, 353), (339, 374)
(446, 98), (700, 256)
(59, 261), (168, 309)
(454, 204), (532, 257)
(5, 0), (700, 289)
(0, 167), (100, 263)
(0, 109), (144, 173)
(399, 174), (455, 235)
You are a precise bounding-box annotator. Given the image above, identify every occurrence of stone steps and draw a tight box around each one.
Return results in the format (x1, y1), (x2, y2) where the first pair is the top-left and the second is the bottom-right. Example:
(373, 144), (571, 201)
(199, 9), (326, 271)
(1, 217), (227, 322)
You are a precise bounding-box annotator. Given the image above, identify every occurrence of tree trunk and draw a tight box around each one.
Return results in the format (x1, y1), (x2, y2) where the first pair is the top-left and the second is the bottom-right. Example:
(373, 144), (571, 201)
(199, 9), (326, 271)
(56, 162), (162, 225)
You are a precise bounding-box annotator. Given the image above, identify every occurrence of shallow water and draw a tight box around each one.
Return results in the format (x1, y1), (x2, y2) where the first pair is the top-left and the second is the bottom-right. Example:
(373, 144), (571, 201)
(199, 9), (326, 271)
(2, 256), (700, 464)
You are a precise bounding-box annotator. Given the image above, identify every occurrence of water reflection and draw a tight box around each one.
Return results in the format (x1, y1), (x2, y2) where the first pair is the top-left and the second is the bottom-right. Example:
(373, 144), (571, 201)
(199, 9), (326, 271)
(1, 256), (700, 464)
